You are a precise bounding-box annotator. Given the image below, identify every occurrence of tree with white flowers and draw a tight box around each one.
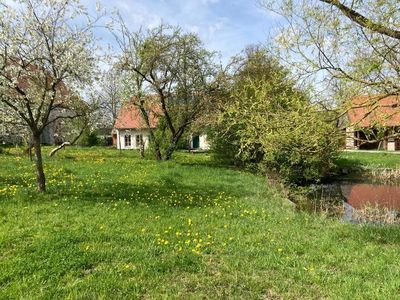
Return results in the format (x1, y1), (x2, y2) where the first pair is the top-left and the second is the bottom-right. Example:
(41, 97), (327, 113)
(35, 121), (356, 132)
(0, 0), (99, 192)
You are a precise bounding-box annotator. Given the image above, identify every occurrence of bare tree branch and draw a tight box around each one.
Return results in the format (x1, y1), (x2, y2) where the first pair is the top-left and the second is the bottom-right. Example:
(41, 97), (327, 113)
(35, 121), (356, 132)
(320, 0), (400, 40)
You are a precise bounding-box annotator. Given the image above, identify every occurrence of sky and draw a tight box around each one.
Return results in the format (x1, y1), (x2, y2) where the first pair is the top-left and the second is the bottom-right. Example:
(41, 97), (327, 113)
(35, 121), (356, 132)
(84, 0), (282, 64)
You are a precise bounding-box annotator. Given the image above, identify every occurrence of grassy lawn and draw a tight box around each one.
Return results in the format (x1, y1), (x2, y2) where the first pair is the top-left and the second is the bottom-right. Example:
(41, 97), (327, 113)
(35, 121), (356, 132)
(1, 147), (400, 298)
(337, 150), (400, 169)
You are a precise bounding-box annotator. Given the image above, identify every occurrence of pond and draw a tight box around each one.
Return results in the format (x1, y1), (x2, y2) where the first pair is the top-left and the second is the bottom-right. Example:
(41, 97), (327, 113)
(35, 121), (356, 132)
(299, 180), (400, 224)
(341, 183), (400, 223)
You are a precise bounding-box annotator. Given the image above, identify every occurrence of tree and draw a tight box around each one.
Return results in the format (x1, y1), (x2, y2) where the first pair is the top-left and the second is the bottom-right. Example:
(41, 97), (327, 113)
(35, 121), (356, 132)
(259, 0), (400, 102)
(113, 22), (219, 160)
(0, 0), (99, 192)
(319, 0), (400, 40)
(213, 47), (340, 183)
(95, 67), (125, 128)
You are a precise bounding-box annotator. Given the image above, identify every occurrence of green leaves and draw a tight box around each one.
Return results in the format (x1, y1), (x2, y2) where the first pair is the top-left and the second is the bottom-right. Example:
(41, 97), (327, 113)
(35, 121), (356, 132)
(213, 47), (340, 183)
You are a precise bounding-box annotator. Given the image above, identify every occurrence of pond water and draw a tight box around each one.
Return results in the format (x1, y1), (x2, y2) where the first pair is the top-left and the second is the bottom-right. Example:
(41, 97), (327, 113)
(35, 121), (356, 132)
(303, 181), (400, 223)
(341, 184), (400, 210)
(341, 183), (400, 223)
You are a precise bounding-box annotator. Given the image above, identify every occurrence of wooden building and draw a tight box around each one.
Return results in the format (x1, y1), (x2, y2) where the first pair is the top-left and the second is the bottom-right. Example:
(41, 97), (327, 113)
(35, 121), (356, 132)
(340, 95), (400, 151)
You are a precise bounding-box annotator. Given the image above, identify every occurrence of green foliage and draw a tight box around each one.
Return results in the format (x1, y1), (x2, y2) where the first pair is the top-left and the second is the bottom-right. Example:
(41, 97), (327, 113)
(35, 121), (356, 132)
(77, 131), (99, 147)
(87, 132), (99, 147)
(118, 24), (218, 160)
(175, 132), (190, 150)
(261, 108), (340, 183)
(214, 47), (340, 183)
(208, 129), (239, 165)
(209, 126), (263, 169)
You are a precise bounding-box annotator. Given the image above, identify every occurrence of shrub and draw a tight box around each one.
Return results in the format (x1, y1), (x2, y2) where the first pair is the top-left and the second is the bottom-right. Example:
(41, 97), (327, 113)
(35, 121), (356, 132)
(209, 127), (264, 170)
(212, 46), (340, 184)
(87, 132), (99, 147)
(261, 109), (340, 184)
(77, 131), (99, 147)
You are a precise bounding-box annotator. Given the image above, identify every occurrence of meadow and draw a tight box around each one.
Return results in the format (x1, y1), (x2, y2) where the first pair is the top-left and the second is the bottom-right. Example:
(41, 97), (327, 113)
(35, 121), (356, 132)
(337, 150), (400, 169)
(1, 147), (400, 299)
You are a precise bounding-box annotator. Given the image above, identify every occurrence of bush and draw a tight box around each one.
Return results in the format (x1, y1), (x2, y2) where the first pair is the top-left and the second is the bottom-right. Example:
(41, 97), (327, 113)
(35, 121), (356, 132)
(261, 109), (340, 184)
(176, 132), (190, 150)
(209, 127), (264, 169)
(211, 47), (340, 184)
(87, 132), (99, 147)
(209, 133), (238, 165)
(77, 131), (99, 147)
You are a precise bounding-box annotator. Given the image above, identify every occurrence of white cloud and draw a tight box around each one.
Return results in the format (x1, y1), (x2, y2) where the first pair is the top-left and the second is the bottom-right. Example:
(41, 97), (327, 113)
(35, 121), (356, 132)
(208, 17), (228, 36)
(200, 0), (220, 5)
(90, 0), (281, 63)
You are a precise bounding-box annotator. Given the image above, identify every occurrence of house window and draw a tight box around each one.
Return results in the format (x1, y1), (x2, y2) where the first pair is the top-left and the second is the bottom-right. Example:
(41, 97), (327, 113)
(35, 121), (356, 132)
(136, 134), (143, 146)
(124, 134), (131, 147)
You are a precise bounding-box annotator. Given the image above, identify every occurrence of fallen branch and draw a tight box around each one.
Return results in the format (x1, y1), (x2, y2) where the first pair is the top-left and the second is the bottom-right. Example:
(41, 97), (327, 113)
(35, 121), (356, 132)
(49, 142), (71, 157)
(48, 126), (86, 157)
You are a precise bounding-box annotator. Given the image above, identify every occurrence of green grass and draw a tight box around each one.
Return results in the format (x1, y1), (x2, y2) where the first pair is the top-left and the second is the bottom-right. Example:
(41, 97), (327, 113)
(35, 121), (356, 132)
(1, 147), (400, 299)
(337, 150), (400, 169)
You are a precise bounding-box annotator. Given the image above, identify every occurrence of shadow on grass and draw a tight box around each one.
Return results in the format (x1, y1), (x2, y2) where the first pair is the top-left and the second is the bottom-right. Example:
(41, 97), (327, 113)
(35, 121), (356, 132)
(46, 175), (249, 209)
(335, 156), (365, 170)
(0, 174), (32, 187)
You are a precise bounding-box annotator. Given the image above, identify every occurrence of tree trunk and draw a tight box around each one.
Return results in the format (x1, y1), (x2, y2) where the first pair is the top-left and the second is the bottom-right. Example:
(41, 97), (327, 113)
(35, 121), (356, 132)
(164, 137), (180, 161)
(164, 143), (175, 160)
(33, 134), (46, 192)
(26, 143), (34, 161)
(154, 145), (162, 161)
(48, 125), (86, 157)
(147, 128), (162, 160)
(49, 142), (70, 157)
(164, 128), (187, 160)
(139, 135), (145, 159)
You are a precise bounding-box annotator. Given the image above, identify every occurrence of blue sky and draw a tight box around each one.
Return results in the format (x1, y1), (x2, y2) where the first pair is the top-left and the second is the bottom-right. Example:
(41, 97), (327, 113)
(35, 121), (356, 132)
(86, 0), (281, 63)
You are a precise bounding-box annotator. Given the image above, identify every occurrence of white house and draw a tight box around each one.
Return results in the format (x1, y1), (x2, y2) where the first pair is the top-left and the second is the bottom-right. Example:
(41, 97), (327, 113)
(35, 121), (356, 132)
(115, 128), (151, 150)
(189, 133), (210, 151)
(113, 103), (154, 150)
(113, 102), (210, 150)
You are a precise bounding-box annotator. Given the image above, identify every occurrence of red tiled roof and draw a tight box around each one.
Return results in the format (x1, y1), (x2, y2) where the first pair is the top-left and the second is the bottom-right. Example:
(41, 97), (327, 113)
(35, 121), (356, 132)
(113, 101), (160, 129)
(347, 95), (400, 127)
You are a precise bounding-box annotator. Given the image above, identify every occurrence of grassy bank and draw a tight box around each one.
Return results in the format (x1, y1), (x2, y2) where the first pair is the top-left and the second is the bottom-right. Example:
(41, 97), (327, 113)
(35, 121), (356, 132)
(1, 147), (400, 298)
(338, 150), (400, 169)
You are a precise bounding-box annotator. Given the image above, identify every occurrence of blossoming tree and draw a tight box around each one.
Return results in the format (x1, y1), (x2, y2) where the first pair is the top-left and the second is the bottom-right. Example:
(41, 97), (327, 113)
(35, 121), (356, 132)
(0, 0), (99, 192)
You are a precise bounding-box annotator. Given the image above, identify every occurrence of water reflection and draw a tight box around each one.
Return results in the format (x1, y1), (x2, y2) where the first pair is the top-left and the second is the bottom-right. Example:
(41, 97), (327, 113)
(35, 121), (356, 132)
(341, 184), (400, 210)
(341, 183), (400, 223)
(302, 182), (400, 223)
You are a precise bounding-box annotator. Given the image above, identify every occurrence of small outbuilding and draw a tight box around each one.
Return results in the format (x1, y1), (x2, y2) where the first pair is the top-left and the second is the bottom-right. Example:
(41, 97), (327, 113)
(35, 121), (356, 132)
(340, 95), (400, 151)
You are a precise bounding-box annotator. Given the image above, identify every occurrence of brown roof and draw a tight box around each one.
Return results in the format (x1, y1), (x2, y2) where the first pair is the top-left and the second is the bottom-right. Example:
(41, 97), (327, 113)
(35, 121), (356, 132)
(347, 95), (400, 127)
(113, 100), (160, 130)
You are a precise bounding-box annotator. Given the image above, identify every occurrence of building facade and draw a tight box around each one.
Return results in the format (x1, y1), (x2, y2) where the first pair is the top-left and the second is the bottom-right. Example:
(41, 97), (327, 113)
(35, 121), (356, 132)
(341, 95), (400, 151)
(113, 102), (210, 150)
